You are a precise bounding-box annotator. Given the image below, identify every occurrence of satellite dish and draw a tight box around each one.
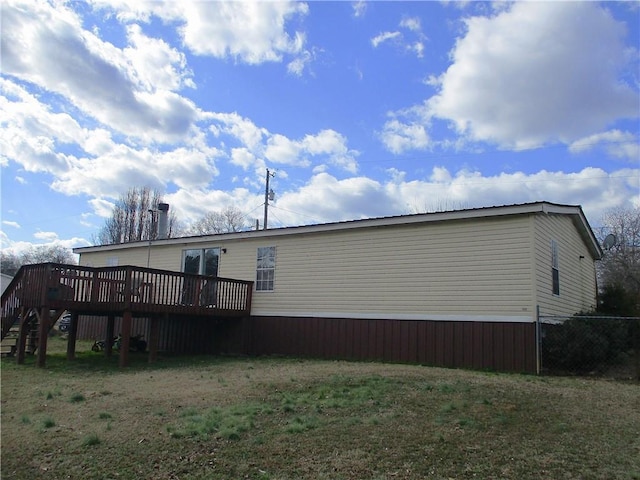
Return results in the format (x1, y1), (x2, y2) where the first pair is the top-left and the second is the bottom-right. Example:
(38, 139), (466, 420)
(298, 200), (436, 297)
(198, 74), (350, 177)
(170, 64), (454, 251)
(602, 233), (617, 250)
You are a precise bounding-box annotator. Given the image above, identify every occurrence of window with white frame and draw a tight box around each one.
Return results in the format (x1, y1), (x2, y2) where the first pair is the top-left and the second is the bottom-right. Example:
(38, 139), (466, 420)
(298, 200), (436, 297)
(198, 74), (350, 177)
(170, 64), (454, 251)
(256, 246), (276, 291)
(182, 248), (220, 276)
(551, 239), (560, 295)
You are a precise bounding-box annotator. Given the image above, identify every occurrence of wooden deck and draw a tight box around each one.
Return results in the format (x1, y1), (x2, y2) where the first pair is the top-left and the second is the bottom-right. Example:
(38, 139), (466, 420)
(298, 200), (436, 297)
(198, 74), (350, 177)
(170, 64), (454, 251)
(1, 263), (253, 367)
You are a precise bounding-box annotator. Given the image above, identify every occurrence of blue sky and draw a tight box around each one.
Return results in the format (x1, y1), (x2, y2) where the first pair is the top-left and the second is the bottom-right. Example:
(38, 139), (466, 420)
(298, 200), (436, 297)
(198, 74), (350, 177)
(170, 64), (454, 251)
(1, 0), (638, 254)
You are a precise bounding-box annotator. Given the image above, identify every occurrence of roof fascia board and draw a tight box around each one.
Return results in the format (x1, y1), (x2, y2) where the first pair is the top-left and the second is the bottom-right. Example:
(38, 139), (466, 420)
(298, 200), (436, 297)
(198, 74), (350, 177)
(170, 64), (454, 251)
(74, 202), (601, 258)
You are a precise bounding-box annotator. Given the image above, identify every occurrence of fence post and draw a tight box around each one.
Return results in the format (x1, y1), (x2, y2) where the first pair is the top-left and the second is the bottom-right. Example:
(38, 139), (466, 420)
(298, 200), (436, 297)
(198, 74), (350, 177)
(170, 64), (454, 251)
(535, 305), (541, 375)
(635, 317), (640, 382)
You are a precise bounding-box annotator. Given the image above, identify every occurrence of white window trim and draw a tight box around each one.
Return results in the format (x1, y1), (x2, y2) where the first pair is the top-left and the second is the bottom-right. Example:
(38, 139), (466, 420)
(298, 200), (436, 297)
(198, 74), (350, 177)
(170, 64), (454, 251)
(256, 246), (276, 292)
(551, 239), (560, 296)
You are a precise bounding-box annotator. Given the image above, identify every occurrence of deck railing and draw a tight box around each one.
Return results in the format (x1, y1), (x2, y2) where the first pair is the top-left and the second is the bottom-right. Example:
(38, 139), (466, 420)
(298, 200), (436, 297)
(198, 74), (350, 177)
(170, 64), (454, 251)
(1, 263), (253, 338)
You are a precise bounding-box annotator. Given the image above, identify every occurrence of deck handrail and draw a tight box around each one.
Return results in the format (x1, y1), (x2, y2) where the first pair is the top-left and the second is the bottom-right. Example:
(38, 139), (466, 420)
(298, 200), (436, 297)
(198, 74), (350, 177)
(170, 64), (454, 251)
(1, 263), (254, 339)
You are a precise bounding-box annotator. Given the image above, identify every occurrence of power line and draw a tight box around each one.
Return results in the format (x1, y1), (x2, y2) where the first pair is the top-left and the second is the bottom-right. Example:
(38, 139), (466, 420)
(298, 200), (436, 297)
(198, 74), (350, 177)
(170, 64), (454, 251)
(268, 204), (321, 224)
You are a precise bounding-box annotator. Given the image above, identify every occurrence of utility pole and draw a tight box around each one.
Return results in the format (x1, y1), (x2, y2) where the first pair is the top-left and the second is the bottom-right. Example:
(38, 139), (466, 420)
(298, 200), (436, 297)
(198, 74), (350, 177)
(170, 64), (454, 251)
(263, 168), (275, 230)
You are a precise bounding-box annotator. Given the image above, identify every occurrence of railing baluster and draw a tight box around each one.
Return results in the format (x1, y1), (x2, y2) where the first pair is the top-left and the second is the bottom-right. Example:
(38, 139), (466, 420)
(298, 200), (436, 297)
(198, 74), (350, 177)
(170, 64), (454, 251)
(3, 263), (254, 344)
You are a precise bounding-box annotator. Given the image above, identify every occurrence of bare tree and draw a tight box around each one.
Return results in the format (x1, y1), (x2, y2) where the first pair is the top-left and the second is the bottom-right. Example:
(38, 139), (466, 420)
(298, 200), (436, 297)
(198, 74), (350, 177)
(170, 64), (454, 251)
(0, 251), (22, 276)
(95, 187), (179, 245)
(408, 198), (470, 214)
(596, 206), (640, 308)
(188, 206), (248, 235)
(1, 245), (77, 276)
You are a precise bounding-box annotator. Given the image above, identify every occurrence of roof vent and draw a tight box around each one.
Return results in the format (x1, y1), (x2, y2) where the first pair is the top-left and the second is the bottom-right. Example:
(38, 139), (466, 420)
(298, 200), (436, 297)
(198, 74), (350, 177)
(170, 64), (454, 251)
(157, 203), (169, 239)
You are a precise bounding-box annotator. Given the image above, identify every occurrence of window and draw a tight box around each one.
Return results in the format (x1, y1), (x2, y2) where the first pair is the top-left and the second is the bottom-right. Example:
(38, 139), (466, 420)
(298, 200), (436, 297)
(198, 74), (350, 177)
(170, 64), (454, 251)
(106, 257), (119, 267)
(256, 246), (276, 291)
(182, 248), (220, 276)
(551, 240), (559, 295)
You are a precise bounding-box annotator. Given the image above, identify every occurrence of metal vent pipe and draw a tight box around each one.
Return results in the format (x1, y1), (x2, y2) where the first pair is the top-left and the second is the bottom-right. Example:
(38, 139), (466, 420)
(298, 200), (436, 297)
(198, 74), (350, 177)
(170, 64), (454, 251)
(157, 203), (170, 239)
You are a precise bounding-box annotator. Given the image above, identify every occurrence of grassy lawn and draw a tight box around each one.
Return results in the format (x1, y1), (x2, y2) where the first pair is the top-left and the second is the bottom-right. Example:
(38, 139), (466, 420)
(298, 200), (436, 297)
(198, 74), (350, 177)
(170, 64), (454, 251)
(1, 335), (639, 480)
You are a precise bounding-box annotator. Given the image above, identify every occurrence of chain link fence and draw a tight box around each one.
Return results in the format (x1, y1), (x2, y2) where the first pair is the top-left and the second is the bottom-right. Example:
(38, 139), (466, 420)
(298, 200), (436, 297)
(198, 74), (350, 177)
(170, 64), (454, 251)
(538, 313), (640, 381)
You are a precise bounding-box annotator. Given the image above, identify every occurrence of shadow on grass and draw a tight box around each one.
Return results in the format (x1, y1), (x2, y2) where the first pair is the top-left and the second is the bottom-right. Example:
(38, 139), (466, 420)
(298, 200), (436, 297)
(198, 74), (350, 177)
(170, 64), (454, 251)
(1, 350), (247, 375)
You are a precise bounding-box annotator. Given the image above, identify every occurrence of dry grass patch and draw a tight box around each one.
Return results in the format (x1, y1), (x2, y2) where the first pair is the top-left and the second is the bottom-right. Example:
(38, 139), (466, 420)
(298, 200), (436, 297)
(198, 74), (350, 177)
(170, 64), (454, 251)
(1, 337), (639, 479)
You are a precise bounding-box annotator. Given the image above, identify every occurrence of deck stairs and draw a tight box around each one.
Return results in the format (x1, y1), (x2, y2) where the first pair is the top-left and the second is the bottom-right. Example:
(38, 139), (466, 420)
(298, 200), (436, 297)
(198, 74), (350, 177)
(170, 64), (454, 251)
(1, 267), (65, 357)
(1, 309), (38, 357)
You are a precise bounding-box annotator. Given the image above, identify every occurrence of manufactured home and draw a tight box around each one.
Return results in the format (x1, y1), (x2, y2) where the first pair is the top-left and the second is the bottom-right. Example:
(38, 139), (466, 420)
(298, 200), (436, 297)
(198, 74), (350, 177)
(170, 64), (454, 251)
(72, 201), (601, 373)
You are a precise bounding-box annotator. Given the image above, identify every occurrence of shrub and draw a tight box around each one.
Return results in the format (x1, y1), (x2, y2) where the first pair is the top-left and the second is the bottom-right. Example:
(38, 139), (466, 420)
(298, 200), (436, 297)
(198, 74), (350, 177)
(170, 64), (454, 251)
(542, 314), (632, 372)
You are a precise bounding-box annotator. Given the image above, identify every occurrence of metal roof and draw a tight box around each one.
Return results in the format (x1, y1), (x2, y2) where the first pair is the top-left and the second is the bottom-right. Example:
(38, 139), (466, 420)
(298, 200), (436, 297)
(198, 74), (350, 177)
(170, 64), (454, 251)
(74, 201), (602, 259)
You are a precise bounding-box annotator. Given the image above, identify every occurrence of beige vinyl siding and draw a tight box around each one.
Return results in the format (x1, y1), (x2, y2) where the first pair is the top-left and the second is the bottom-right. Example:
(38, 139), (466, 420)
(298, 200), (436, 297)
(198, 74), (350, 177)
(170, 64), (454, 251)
(78, 215), (536, 320)
(533, 214), (598, 316)
(246, 216), (535, 319)
(78, 246), (145, 268)
(78, 243), (182, 272)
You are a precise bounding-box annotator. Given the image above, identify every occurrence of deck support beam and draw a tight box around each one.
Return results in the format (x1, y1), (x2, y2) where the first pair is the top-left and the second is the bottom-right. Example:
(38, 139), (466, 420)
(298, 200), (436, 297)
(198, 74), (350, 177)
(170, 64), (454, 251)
(66, 312), (79, 360)
(105, 315), (115, 357)
(119, 310), (132, 368)
(36, 307), (49, 368)
(148, 315), (160, 363)
(1, 263), (253, 368)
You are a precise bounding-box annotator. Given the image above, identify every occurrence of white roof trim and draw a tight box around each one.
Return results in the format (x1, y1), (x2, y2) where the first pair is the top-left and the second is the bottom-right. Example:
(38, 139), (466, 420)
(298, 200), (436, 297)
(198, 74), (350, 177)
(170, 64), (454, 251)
(74, 201), (602, 258)
(252, 310), (535, 323)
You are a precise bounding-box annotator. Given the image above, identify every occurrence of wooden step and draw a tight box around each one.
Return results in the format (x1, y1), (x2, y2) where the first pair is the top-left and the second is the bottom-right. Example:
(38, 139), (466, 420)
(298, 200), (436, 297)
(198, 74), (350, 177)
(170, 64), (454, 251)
(1, 338), (17, 356)
(0, 325), (39, 356)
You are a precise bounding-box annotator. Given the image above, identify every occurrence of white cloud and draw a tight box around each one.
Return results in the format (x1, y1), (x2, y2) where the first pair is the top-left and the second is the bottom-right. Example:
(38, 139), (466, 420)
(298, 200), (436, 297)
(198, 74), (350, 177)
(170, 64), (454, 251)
(380, 119), (430, 154)
(166, 187), (256, 225)
(89, 198), (116, 218)
(2, 221), (21, 229)
(50, 137), (221, 198)
(209, 113), (268, 150)
(372, 16), (427, 58)
(409, 42), (425, 58)
(264, 130), (359, 172)
(400, 17), (422, 33)
(260, 167), (639, 230)
(0, 228), (88, 256)
(264, 134), (309, 167)
(1, 1), (197, 143)
(155, 146), (220, 189)
(0, 236), (90, 256)
(174, 1), (308, 65)
(0, 79), (80, 175)
(34, 231), (59, 242)
(426, 2), (638, 150)
(230, 148), (259, 171)
(569, 130), (639, 161)
(352, 1), (367, 18)
(0, 78), (220, 201)
(287, 47), (318, 77)
(90, 0), (313, 72)
(275, 173), (402, 225)
(123, 24), (195, 91)
(371, 31), (401, 48)
(392, 167), (639, 227)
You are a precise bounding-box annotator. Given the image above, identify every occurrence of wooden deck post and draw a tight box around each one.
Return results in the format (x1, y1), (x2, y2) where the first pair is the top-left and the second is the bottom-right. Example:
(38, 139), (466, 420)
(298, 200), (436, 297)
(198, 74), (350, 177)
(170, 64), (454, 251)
(105, 315), (115, 357)
(66, 312), (79, 360)
(16, 308), (28, 365)
(148, 315), (160, 363)
(36, 307), (49, 368)
(119, 310), (132, 368)
(1, 264), (255, 368)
